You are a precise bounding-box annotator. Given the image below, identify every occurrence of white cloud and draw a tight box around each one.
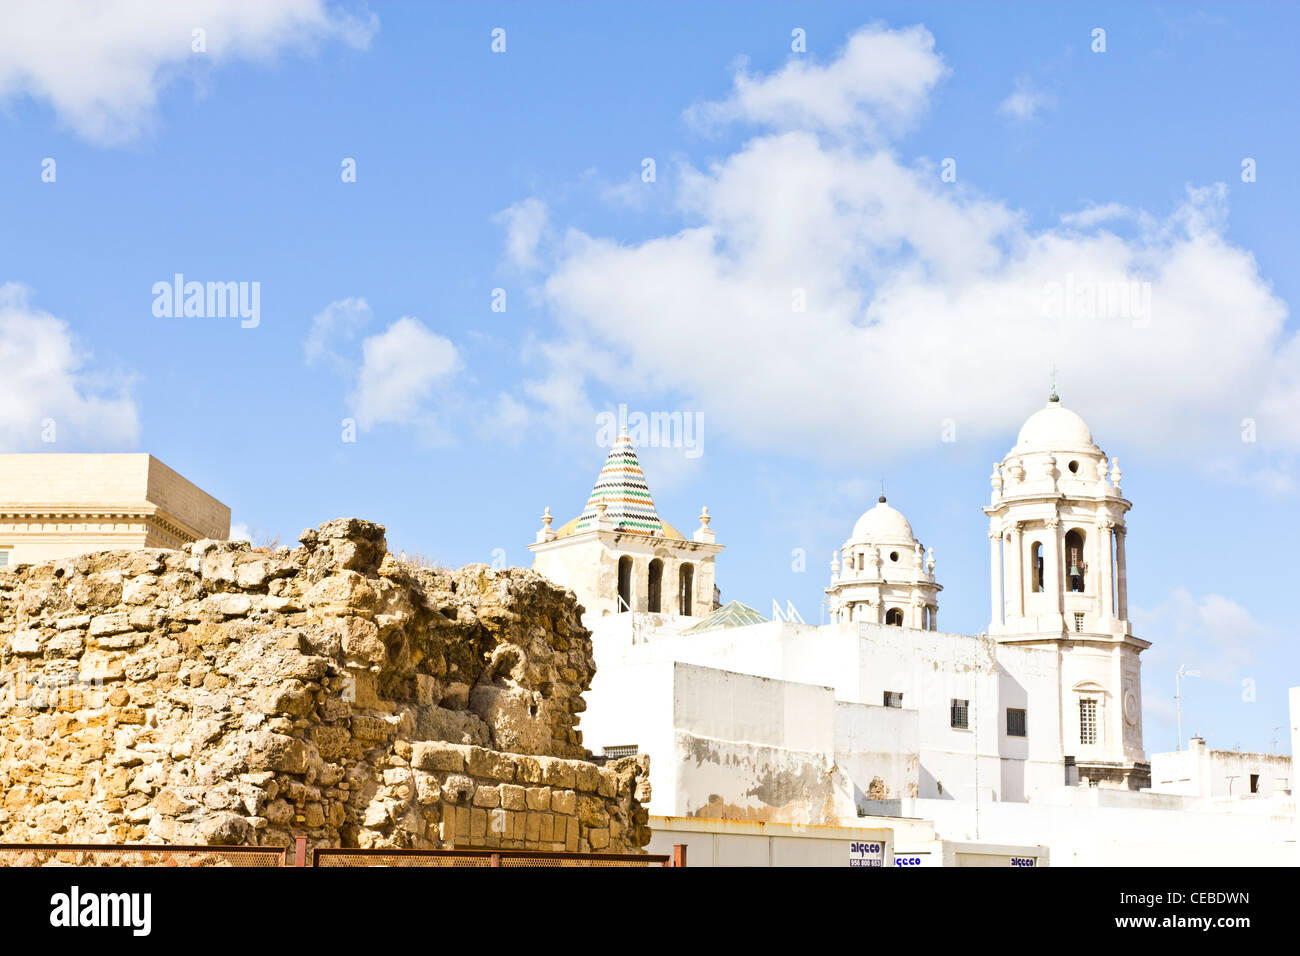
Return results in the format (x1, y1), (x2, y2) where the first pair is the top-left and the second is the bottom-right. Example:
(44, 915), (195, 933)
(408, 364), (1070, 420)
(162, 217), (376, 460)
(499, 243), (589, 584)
(493, 198), (549, 271)
(1060, 202), (1133, 229)
(0, 0), (376, 145)
(499, 25), (1297, 482)
(305, 296), (372, 370)
(228, 522), (252, 543)
(0, 283), (139, 450)
(997, 76), (1053, 123)
(684, 23), (948, 140)
(349, 316), (459, 431)
(1133, 588), (1267, 684)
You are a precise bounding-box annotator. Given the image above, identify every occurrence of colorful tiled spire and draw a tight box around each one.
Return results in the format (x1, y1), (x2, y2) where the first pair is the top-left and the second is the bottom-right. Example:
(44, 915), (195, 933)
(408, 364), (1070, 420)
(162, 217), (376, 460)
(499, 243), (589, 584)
(573, 429), (664, 536)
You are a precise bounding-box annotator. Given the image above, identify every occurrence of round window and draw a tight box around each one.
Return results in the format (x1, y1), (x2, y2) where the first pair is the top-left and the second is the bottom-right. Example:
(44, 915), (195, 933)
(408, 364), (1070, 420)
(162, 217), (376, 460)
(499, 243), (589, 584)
(1068, 460), (1079, 474)
(889, 551), (899, 562)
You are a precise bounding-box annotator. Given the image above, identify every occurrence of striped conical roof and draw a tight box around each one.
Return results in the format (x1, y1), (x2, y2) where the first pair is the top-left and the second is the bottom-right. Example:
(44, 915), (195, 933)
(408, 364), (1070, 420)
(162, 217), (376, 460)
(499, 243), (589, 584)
(572, 430), (665, 536)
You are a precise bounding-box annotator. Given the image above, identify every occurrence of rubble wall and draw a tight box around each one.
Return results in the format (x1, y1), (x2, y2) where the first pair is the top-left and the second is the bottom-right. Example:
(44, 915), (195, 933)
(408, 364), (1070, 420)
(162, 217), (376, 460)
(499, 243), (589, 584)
(0, 518), (650, 852)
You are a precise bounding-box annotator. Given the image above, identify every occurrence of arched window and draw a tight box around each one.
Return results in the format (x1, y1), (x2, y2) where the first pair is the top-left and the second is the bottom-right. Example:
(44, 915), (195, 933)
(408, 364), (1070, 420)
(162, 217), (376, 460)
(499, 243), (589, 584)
(1031, 542), (1044, 592)
(678, 563), (695, 616)
(885, 607), (904, 626)
(617, 556), (633, 613)
(647, 559), (663, 613)
(1065, 529), (1086, 593)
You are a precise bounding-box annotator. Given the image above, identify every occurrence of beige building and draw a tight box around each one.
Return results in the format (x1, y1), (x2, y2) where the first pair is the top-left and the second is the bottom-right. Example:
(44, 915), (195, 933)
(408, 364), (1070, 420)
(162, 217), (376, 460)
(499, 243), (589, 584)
(0, 454), (229, 567)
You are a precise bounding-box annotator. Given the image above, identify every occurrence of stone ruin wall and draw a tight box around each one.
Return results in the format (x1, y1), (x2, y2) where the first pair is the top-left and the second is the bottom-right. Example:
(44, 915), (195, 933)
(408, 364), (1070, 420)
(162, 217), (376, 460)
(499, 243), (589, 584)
(0, 518), (651, 853)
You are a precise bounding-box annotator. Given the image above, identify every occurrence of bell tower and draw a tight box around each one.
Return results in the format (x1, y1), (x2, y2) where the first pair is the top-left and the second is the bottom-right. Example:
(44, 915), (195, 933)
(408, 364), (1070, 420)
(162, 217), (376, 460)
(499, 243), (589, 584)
(985, 391), (1150, 789)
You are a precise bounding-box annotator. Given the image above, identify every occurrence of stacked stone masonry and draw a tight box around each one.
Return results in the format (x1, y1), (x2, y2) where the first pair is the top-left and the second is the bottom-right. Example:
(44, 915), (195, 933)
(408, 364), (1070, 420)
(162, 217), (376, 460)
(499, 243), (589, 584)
(0, 518), (651, 852)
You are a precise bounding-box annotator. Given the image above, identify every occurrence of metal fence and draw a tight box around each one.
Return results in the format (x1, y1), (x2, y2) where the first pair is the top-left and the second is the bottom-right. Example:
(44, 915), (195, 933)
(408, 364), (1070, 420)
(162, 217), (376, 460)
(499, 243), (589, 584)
(0, 840), (685, 868)
(313, 847), (675, 867)
(0, 843), (288, 868)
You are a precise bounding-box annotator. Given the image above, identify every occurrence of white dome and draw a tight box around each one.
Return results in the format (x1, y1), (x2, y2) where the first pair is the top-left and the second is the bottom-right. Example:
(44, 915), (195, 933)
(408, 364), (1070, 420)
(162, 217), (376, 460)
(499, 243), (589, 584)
(851, 498), (914, 543)
(1015, 399), (1095, 450)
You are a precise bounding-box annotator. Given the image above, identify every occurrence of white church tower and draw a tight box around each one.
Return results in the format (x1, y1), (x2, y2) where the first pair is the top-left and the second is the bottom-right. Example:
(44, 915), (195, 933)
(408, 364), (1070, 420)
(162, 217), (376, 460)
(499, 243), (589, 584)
(826, 496), (941, 629)
(985, 389), (1150, 788)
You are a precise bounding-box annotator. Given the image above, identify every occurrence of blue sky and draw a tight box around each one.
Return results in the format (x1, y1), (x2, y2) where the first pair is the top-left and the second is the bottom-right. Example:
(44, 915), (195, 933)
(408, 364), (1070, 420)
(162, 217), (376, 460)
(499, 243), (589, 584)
(1, 2), (1297, 754)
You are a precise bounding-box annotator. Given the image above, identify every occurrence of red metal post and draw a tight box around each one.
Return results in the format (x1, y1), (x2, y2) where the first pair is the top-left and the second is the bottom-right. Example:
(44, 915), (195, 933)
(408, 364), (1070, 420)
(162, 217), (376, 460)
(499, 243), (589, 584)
(294, 837), (307, 868)
(672, 843), (687, 868)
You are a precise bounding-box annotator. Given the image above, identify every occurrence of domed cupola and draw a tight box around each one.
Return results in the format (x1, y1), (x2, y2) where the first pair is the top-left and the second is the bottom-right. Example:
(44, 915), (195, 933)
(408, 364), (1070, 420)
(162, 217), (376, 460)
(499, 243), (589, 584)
(827, 495), (941, 630)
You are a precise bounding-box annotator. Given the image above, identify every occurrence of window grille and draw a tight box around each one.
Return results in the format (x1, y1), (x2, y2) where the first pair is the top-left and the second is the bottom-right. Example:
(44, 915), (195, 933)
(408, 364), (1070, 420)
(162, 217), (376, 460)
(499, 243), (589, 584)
(883, 691), (904, 709)
(1007, 708), (1027, 737)
(1080, 699), (1097, 745)
(951, 698), (969, 729)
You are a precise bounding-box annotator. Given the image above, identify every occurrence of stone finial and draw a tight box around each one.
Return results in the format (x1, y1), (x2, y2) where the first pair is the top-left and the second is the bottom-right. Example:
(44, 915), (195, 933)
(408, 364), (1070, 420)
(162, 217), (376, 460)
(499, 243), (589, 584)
(693, 505), (716, 544)
(830, 550), (840, 581)
(536, 507), (557, 544)
(1109, 457), (1122, 493)
(926, 548), (935, 573)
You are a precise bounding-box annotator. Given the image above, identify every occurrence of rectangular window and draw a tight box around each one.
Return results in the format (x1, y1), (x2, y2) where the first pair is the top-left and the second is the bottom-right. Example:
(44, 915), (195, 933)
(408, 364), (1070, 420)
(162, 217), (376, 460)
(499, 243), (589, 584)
(950, 698), (969, 730)
(1007, 708), (1027, 737)
(1250, 773), (1259, 794)
(0, 550), (9, 567)
(883, 691), (903, 709)
(1074, 612), (1085, 632)
(1079, 699), (1097, 745)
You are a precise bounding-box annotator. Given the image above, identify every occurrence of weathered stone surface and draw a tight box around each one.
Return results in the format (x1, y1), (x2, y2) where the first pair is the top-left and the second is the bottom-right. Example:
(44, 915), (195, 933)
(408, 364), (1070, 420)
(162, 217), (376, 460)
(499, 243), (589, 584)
(0, 518), (649, 853)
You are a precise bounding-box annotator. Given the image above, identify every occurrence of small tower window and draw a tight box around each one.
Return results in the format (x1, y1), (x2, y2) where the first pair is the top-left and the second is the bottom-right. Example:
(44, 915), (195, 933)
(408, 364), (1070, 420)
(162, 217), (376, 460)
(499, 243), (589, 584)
(1031, 542), (1044, 592)
(617, 556), (633, 613)
(678, 563), (695, 617)
(889, 551), (899, 562)
(1065, 529), (1086, 593)
(1068, 460), (1079, 474)
(1079, 698), (1097, 745)
(647, 558), (663, 613)
(885, 607), (904, 626)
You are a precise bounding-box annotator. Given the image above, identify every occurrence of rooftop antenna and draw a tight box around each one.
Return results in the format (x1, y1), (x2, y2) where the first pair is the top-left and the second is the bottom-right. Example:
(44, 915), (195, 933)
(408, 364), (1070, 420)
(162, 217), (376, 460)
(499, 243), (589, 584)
(1049, 365), (1059, 403)
(879, 477), (886, 503)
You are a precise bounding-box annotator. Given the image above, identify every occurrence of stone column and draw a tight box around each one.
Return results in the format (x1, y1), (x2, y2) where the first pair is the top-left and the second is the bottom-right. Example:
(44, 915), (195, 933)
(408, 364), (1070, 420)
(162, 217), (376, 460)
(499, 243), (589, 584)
(989, 529), (1003, 630)
(1011, 523), (1025, 622)
(931, 606), (939, 632)
(1044, 516), (1062, 631)
(1115, 527), (1128, 620)
(1098, 521), (1114, 627)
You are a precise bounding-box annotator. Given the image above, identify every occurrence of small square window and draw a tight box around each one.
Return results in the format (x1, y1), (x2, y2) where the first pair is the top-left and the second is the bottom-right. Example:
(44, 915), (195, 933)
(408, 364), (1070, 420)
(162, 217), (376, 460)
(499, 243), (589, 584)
(883, 691), (904, 709)
(1007, 708), (1027, 737)
(950, 698), (969, 730)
